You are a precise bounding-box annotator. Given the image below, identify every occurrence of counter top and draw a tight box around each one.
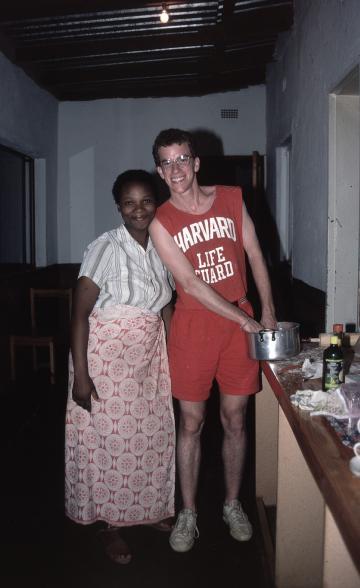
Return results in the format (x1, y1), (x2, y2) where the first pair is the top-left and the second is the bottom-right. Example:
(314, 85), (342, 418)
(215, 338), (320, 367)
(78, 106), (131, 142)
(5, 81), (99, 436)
(261, 344), (360, 574)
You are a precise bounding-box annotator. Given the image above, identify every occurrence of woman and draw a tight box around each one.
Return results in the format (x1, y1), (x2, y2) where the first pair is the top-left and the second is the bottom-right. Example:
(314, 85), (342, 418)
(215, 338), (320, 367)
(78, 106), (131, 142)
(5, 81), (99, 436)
(65, 170), (175, 564)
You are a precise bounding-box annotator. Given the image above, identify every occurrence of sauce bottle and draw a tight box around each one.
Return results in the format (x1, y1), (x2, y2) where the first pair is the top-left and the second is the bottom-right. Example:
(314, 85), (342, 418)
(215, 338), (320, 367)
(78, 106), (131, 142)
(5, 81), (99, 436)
(322, 335), (344, 391)
(332, 323), (344, 347)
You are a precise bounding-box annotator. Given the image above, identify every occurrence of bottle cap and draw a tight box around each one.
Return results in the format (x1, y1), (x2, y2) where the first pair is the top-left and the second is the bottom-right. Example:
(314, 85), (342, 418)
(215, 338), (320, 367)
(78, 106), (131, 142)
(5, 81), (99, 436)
(333, 323), (343, 333)
(330, 336), (339, 345)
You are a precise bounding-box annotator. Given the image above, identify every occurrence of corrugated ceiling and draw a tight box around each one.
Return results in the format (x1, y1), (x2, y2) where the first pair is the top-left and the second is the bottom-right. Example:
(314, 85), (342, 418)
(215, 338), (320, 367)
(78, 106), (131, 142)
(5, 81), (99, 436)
(0, 1), (293, 100)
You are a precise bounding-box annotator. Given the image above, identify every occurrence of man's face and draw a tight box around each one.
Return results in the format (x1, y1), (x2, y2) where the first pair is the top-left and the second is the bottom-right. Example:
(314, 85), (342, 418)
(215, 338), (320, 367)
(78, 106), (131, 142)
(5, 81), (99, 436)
(156, 142), (200, 195)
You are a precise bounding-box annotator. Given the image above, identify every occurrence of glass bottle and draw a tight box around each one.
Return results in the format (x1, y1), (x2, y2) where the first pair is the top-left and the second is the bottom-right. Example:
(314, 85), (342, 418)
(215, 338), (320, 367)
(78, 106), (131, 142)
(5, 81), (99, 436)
(332, 323), (344, 347)
(322, 335), (344, 391)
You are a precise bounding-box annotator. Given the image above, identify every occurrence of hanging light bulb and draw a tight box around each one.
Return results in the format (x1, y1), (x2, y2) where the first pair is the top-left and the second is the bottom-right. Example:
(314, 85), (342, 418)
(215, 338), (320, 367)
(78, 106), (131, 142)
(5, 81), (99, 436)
(160, 4), (169, 24)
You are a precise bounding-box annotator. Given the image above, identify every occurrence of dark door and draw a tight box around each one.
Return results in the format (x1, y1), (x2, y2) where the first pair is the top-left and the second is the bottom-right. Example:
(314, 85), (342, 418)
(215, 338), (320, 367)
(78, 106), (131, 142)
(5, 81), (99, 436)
(0, 145), (35, 270)
(196, 152), (264, 221)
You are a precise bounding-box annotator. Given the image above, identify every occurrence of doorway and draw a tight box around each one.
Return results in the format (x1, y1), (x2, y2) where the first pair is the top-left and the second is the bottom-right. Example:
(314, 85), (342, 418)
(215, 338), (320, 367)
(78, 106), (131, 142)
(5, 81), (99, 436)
(276, 138), (293, 265)
(0, 145), (35, 270)
(328, 67), (360, 330)
(197, 152), (264, 220)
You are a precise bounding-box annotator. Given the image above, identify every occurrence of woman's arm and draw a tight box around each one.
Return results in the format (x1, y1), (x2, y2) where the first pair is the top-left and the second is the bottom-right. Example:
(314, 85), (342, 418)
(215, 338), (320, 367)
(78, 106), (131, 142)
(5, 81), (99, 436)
(70, 276), (100, 411)
(242, 203), (277, 329)
(149, 218), (261, 332)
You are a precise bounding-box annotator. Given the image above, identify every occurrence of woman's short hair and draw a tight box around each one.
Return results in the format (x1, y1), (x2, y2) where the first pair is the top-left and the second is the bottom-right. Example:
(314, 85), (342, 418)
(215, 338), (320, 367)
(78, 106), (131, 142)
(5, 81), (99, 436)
(152, 128), (197, 166)
(112, 169), (156, 205)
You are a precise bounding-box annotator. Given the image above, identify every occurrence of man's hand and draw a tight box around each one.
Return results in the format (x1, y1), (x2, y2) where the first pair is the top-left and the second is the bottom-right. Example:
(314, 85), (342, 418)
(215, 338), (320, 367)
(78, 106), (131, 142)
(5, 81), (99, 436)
(72, 375), (99, 412)
(260, 311), (277, 330)
(241, 315), (262, 333)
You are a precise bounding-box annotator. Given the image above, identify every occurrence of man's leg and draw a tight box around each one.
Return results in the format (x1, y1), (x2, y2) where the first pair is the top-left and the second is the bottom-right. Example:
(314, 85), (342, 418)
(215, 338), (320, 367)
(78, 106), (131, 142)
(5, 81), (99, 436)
(219, 394), (248, 501)
(169, 399), (206, 552)
(177, 399), (206, 510)
(220, 393), (253, 541)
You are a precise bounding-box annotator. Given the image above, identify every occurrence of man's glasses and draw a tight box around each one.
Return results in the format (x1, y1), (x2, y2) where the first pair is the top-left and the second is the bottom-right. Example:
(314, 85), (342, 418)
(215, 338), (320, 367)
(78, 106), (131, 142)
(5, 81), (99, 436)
(160, 154), (193, 169)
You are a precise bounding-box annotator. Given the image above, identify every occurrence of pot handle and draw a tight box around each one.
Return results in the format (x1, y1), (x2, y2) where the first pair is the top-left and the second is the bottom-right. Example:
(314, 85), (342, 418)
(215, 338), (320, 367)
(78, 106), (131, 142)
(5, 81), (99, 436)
(259, 329), (277, 342)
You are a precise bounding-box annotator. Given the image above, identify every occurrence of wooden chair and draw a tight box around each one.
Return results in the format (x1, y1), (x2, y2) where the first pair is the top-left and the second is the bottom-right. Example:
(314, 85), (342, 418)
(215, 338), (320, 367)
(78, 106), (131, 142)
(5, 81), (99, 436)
(9, 287), (72, 384)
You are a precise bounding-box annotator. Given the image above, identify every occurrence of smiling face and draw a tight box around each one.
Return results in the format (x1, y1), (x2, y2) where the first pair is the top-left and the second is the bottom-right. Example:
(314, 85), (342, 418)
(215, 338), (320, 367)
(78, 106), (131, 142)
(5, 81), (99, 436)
(156, 142), (200, 196)
(117, 181), (156, 241)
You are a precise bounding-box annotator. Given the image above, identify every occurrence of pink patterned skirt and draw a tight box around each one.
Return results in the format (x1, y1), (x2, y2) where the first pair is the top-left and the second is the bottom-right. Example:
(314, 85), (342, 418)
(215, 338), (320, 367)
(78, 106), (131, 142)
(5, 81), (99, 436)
(65, 304), (175, 527)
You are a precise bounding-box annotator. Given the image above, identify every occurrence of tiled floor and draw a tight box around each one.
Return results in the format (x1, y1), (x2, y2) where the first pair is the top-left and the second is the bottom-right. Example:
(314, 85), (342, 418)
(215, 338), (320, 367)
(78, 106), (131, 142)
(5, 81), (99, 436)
(1, 360), (273, 588)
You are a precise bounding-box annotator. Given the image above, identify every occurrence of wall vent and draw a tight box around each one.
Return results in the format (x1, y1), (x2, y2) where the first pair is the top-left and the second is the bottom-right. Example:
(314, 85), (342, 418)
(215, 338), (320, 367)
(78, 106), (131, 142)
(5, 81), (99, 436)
(221, 108), (238, 119)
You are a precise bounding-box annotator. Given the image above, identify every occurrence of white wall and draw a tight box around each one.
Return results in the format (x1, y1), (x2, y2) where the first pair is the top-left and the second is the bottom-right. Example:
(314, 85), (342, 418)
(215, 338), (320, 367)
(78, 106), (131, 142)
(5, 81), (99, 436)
(266, 0), (360, 292)
(57, 87), (266, 262)
(0, 52), (58, 264)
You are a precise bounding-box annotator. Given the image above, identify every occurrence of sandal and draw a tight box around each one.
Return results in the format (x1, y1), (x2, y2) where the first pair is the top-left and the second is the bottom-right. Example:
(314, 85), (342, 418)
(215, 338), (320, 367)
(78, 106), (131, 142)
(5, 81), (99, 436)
(97, 527), (132, 565)
(149, 517), (174, 532)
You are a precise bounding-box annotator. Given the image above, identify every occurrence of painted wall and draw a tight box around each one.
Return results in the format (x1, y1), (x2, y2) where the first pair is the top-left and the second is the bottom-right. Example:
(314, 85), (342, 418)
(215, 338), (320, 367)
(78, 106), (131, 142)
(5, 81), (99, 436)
(266, 0), (360, 291)
(0, 52), (58, 265)
(57, 87), (266, 262)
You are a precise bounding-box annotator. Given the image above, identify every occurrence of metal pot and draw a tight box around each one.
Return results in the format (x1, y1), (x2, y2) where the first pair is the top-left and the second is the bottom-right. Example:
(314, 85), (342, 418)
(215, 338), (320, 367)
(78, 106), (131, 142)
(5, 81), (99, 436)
(246, 321), (300, 361)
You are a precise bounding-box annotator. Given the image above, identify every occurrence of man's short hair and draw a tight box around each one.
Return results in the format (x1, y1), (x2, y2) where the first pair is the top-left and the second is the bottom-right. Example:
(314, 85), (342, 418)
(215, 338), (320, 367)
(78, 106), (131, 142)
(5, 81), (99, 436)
(112, 169), (156, 205)
(152, 128), (197, 166)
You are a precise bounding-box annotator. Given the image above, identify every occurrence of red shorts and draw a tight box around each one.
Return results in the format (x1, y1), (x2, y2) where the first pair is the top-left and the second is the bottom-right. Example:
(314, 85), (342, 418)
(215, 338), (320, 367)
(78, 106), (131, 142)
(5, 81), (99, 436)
(168, 300), (260, 401)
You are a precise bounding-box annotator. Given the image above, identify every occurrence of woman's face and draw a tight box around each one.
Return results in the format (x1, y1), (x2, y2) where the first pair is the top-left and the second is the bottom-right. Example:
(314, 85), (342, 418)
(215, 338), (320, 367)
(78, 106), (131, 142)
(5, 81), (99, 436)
(118, 181), (156, 237)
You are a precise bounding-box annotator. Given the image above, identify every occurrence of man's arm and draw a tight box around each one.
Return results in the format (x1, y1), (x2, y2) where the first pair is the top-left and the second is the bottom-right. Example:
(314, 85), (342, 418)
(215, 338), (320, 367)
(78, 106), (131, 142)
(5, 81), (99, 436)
(149, 217), (261, 332)
(242, 203), (277, 329)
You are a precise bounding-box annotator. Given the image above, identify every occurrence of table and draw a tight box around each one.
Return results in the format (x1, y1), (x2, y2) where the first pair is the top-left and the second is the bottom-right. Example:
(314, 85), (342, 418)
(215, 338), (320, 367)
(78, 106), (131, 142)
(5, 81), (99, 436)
(256, 344), (360, 588)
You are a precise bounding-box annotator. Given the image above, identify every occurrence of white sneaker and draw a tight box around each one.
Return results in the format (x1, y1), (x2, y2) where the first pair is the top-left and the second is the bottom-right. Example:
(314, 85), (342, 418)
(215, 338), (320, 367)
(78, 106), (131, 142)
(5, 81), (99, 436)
(169, 509), (199, 552)
(223, 500), (253, 541)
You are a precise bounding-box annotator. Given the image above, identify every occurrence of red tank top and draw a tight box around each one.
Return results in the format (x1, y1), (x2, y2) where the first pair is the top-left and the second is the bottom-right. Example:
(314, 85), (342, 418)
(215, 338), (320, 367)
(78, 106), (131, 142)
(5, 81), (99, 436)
(155, 185), (247, 310)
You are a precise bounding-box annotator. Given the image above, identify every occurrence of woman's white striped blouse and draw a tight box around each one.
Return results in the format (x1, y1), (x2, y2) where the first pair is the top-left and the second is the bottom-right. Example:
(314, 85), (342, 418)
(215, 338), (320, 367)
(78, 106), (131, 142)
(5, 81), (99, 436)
(79, 224), (174, 313)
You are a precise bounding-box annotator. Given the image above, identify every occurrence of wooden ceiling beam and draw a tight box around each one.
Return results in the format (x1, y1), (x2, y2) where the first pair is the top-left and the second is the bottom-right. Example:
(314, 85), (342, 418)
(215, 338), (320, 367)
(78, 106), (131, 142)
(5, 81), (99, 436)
(15, 30), (217, 62)
(230, 3), (293, 34)
(14, 24), (283, 65)
(21, 40), (274, 71)
(51, 68), (265, 100)
(37, 43), (273, 85)
(0, 2), (171, 21)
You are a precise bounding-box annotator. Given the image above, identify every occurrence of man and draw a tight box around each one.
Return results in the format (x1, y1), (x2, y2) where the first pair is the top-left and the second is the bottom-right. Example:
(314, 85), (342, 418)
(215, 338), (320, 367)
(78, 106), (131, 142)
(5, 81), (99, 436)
(149, 128), (277, 553)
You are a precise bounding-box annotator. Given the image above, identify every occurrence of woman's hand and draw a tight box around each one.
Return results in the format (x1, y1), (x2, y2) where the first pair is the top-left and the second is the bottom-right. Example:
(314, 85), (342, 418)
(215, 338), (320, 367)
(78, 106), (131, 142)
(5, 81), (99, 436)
(72, 374), (99, 412)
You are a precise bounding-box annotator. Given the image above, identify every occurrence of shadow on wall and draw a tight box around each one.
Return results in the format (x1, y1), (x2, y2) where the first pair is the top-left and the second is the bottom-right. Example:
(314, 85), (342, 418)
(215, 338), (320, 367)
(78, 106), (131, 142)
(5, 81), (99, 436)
(191, 128), (224, 157)
(251, 189), (326, 337)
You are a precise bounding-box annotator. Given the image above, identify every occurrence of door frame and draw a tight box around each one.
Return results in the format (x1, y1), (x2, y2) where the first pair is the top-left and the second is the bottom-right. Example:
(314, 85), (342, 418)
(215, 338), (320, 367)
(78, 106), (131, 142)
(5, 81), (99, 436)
(328, 67), (360, 330)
